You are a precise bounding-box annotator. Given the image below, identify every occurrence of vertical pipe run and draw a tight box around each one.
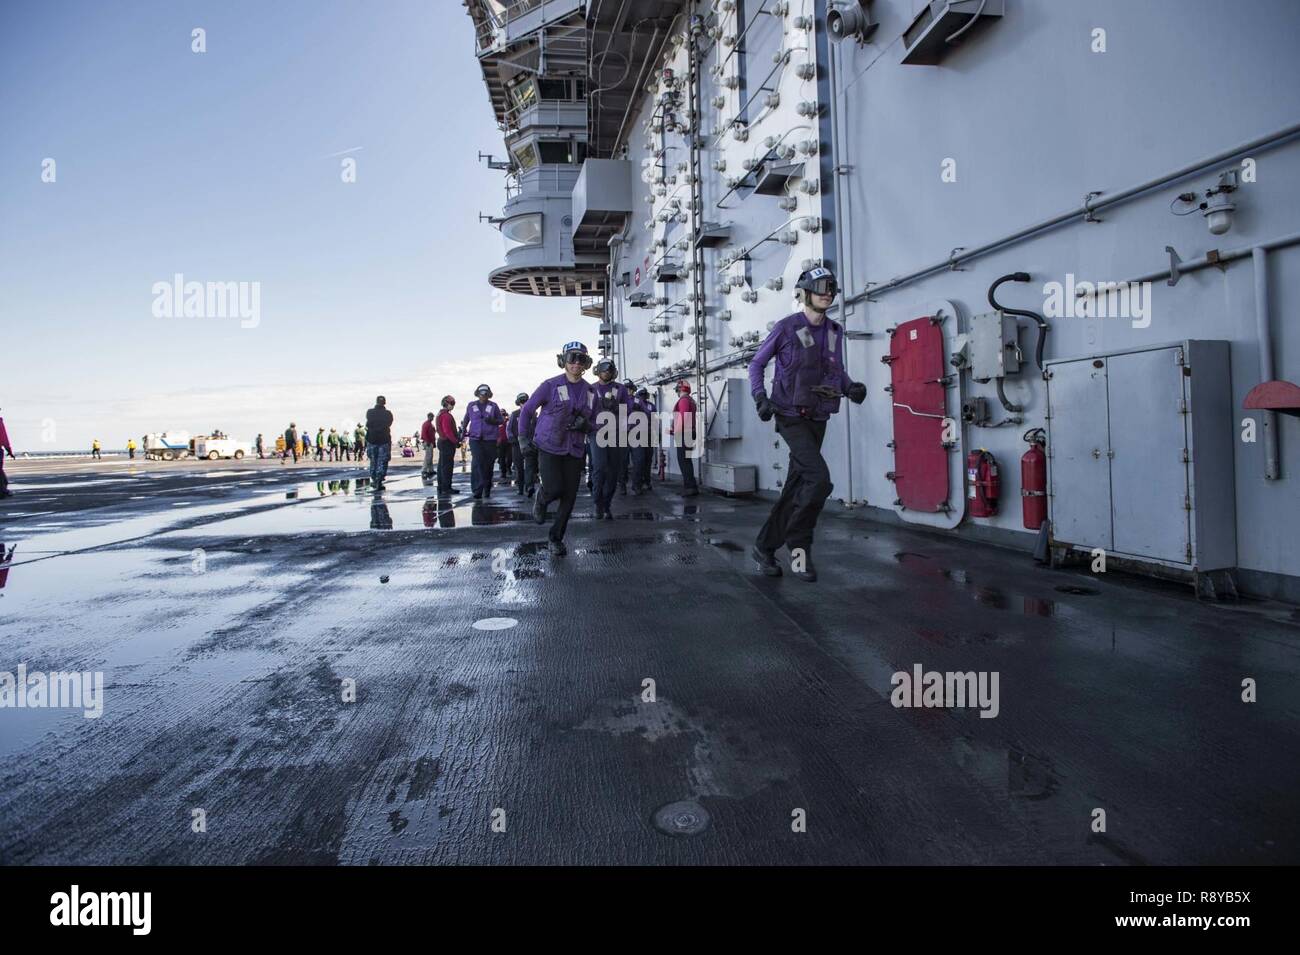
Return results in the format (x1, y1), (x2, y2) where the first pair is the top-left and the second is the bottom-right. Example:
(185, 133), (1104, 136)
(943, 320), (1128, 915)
(687, 7), (710, 466)
(1252, 246), (1280, 480)
(814, 0), (855, 503)
(825, 8), (853, 504)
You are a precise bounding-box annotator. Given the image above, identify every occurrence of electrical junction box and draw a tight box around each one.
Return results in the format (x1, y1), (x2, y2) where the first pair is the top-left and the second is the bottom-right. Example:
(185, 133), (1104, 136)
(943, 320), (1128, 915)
(1045, 340), (1235, 576)
(705, 377), (747, 440)
(962, 310), (1021, 381)
(961, 396), (990, 426)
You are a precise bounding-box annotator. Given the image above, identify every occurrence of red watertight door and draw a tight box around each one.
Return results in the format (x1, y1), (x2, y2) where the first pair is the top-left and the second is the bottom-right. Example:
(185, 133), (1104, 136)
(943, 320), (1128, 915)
(888, 317), (949, 513)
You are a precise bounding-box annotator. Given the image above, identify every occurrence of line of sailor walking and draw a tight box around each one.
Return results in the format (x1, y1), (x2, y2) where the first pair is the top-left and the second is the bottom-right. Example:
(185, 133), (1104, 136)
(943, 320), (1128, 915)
(427, 265), (864, 576)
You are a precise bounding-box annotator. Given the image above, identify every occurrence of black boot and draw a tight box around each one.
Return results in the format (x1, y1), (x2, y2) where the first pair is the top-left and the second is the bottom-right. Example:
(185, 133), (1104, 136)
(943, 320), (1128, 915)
(548, 539), (567, 556)
(751, 545), (782, 577)
(533, 492), (548, 525)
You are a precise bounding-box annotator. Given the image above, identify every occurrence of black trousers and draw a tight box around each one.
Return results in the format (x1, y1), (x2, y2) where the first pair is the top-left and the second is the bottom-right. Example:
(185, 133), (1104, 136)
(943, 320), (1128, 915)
(757, 416), (832, 554)
(675, 446), (698, 491)
(590, 438), (625, 511)
(436, 439), (457, 494)
(498, 441), (512, 479)
(469, 438), (497, 497)
(538, 450), (583, 542)
(519, 445), (538, 494)
(511, 440), (534, 492)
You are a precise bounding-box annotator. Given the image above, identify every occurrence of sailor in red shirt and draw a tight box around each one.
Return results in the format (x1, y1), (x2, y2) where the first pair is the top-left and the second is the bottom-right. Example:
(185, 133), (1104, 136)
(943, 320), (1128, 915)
(0, 408), (14, 498)
(435, 396), (460, 496)
(420, 412), (438, 481)
(667, 380), (700, 497)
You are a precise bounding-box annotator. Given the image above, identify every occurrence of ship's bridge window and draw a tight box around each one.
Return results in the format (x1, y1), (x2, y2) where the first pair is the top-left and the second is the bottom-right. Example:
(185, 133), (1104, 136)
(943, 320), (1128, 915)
(501, 213), (543, 251)
(536, 78), (585, 101)
(536, 140), (587, 164)
(512, 141), (539, 171)
(509, 77), (538, 112)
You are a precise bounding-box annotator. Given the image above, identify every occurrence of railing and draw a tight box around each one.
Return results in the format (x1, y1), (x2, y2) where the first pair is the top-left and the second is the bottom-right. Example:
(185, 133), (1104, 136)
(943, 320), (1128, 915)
(472, 3), (505, 51)
(503, 164), (581, 202)
(474, 0), (577, 47)
(499, 99), (587, 138)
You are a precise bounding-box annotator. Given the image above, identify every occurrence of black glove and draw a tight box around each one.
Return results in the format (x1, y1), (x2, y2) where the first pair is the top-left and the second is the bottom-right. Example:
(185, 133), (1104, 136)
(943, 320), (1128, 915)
(601, 394), (618, 411)
(847, 382), (867, 405)
(754, 392), (776, 422)
(567, 415), (592, 434)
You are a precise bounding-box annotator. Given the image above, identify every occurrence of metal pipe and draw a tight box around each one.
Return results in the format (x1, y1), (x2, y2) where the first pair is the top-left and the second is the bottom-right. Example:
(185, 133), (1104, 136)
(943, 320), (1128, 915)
(1253, 246), (1280, 480)
(1074, 230), (1300, 290)
(832, 18), (852, 504)
(846, 120), (1300, 304)
(824, 1), (856, 504)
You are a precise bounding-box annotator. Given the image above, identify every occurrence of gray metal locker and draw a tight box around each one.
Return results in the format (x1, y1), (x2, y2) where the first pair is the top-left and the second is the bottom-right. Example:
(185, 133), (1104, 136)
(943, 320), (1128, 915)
(1045, 341), (1236, 575)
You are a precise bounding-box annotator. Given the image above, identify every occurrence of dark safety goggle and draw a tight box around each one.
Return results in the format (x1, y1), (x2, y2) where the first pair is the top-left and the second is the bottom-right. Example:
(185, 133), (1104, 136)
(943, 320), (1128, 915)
(806, 277), (839, 297)
(564, 351), (592, 366)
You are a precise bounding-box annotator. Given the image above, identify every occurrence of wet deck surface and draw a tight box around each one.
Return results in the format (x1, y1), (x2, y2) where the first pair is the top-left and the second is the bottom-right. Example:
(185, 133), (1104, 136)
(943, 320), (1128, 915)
(1, 458), (1297, 865)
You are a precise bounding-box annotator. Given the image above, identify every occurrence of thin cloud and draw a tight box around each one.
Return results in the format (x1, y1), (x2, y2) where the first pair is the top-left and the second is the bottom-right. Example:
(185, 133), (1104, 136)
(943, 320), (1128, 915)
(6, 351), (558, 449)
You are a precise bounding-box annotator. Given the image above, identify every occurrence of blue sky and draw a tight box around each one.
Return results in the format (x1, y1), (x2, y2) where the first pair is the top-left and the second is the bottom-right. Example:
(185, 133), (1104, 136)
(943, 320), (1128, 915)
(0, 0), (587, 449)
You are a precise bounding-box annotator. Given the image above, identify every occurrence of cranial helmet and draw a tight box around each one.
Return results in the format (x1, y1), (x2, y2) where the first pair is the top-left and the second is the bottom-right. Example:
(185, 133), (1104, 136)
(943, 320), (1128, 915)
(441, 395), (456, 408)
(675, 379), (691, 394)
(475, 384), (492, 398)
(795, 265), (839, 311)
(594, 358), (617, 379)
(557, 340), (593, 370)
(515, 392), (528, 405)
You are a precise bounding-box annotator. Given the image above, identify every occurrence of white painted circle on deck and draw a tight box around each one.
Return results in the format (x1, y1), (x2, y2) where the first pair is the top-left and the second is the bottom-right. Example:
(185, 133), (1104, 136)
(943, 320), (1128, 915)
(472, 617), (518, 631)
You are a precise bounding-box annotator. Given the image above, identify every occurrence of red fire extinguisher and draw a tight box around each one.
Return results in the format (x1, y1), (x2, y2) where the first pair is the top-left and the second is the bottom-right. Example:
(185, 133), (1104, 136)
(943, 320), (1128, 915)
(1021, 428), (1048, 530)
(966, 449), (1000, 518)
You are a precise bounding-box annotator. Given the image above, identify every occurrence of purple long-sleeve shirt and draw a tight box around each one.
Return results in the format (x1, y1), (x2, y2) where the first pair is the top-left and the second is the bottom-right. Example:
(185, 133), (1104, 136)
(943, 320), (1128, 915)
(519, 373), (596, 458)
(461, 400), (503, 441)
(747, 310), (853, 420)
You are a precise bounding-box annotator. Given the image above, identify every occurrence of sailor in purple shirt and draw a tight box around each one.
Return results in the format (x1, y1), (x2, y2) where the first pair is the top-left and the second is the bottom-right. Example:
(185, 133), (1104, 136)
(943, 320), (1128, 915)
(617, 377), (638, 496)
(523, 341), (597, 554)
(629, 386), (655, 494)
(588, 359), (633, 519)
(461, 384), (504, 499)
(747, 267), (867, 582)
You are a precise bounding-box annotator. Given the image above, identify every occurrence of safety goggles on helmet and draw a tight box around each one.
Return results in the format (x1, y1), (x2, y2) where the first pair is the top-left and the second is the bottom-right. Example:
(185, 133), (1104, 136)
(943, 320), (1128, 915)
(475, 385), (492, 397)
(515, 392), (528, 404)
(557, 340), (592, 369)
(562, 351), (592, 368)
(595, 359), (617, 377)
(798, 266), (839, 298)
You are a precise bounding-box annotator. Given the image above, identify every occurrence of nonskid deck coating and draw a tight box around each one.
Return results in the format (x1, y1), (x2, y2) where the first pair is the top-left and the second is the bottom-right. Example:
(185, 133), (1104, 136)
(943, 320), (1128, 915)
(0, 460), (1296, 864)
